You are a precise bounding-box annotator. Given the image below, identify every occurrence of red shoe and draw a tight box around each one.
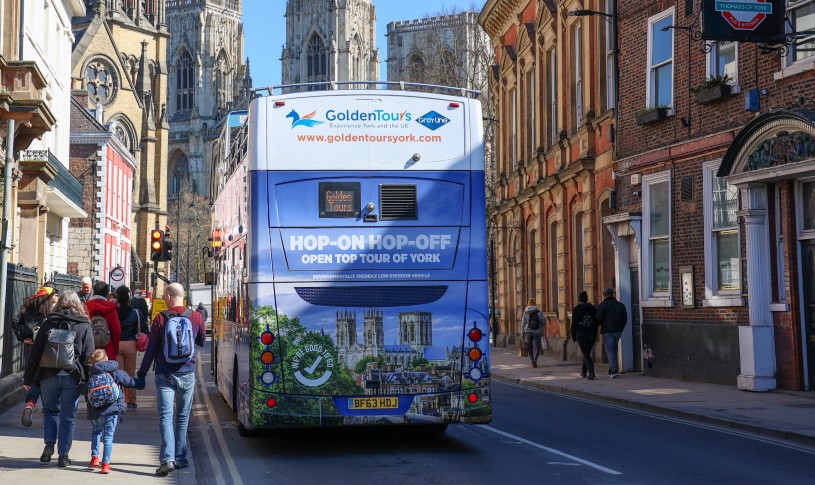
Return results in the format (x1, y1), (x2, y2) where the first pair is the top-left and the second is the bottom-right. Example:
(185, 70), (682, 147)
(100, 463), (111, 474)
(89, 456), (101, 468)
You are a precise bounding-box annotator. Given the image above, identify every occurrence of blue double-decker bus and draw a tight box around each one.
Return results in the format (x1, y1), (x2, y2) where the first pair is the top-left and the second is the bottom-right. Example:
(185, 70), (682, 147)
(210, 82), (490, 434)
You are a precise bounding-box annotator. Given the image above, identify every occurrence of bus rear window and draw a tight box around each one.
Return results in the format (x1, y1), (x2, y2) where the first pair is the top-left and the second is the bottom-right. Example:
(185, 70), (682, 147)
(319, 182), (361, 218)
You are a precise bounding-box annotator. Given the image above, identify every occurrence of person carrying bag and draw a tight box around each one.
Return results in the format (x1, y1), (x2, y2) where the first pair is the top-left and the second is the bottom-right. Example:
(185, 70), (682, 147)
(520, 298), (544, 368)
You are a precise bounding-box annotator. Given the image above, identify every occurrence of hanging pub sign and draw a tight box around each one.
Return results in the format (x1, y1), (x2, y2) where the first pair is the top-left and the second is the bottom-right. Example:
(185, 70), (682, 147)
(701, 0), (785, 43)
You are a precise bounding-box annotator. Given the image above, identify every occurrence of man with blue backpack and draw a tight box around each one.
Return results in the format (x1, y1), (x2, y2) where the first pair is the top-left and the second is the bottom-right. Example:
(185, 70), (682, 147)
(135, 283), (205, 477)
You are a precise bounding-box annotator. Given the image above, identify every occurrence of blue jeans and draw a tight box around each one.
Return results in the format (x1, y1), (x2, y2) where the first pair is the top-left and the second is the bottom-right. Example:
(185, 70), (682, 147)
(603, 332), (623, 374)
(156, 372), (196, 465)
(39, 373), (81, 455)
(91, 415), (119, 464)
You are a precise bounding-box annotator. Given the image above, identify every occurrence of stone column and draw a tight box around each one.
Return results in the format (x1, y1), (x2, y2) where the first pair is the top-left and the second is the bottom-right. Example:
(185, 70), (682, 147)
(736, 183), (777, 391)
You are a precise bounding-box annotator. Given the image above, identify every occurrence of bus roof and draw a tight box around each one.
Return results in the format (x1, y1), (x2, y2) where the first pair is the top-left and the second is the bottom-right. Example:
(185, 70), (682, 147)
(248, 87), (485, 172)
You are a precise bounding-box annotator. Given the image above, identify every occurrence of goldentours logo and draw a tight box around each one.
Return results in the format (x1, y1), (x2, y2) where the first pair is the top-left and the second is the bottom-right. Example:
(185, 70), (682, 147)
(416, 111), (450, 131)
(291, 344), (334, 387)
(286, 109), (324, 129)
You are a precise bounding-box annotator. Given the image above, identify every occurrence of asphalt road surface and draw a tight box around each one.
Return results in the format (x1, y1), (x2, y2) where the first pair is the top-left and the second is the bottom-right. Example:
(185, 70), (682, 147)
(189, 347), (814, 484)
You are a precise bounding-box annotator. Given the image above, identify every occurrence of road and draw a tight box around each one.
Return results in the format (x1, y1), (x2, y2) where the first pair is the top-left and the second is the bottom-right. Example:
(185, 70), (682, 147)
(189, 347), (814, 484)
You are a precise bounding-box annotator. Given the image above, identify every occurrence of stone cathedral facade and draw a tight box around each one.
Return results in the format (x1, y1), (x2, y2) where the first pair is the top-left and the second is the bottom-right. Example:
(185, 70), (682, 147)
(71, 0), (171, 289)
(281, 0), (380, 86)
(165, 0), (251, 198)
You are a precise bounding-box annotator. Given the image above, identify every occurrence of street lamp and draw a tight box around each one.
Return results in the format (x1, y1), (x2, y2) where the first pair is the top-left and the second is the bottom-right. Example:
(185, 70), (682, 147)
(568, 3), (619, 157)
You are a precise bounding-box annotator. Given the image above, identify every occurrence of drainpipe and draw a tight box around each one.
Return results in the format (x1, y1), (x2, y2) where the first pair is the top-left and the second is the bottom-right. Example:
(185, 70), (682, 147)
(18, 0), (25, 59)
(0, 119), (15, 330)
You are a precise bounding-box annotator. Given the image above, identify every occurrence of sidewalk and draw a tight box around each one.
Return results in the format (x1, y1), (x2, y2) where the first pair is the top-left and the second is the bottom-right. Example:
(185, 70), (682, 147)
(490, 348), (815, 446)
(0, 371), (198, 484)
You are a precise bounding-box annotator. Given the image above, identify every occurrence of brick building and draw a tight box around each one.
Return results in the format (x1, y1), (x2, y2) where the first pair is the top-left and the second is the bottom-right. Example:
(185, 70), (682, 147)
(479, 0), (617, 352)
(611, 0), (815, 391)
(69, 90), (135, 284)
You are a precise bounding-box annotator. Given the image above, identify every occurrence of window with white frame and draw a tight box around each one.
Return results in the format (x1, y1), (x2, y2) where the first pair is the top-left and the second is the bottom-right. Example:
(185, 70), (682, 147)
(548, 49), (557, 146)
(788, 0), (815, 64)
(647, 9), (674, 108)
(642, 171), (672, 301)
(573, 21), (583, 131)
(703, 162), (742, 304)
(605, 0), (616, 110)
(526, 70), (535, 158)
(708, 41), (737, 84)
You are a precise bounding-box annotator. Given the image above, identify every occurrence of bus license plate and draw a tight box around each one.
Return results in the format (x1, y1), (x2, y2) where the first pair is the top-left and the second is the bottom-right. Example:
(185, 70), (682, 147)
(348, 397), (399, 410)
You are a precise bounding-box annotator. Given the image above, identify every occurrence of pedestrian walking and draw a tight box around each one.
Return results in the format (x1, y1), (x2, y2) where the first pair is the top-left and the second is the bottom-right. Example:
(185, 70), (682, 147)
(136, 282), (206, 477)
(78, 277), (93, 304)
(13, 283), (58, 427)
(570, 291), (598, 380)
(23, 290), (95, 468)
(595, 288), (628, 378)
(195, 302), (208, 323)
(520, 298), (544, 368)
(83, 349), (138, 474)
(130, 289), (150, 325)
(86, 281), (121, 361)
(115, 286), (149, 410)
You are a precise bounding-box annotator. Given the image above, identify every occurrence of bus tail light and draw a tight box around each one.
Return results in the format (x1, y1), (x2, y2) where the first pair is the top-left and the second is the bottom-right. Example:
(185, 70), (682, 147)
(261, 351), (275, 364)
(468, 328), (483, 342)
(266, 397), (277, 408)
(449, 102), (460, 109)
(468, 347), (482, 361)
(260, 332), (274, 345)
(467, 393), (478, 403)
(274, 101), (286, 107)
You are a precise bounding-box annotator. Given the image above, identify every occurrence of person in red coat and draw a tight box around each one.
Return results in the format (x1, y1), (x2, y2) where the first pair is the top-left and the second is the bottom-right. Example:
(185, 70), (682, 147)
(85, 281), (121, 360)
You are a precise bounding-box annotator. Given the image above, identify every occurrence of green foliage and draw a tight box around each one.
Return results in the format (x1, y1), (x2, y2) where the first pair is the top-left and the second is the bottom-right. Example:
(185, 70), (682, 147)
(411, 357), (428, 368)
(691, 74), (733, 93)
(636, 104), (671, 116)
(248, 305), (363, 427)
(354, 354), (385, 374)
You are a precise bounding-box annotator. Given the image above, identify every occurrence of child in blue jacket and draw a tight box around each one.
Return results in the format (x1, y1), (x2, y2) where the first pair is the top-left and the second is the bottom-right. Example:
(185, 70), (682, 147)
(82, 349), (137, 474)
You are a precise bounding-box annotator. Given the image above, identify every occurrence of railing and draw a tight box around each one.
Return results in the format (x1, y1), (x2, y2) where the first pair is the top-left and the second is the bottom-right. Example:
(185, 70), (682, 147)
(19, 150), (84, 209)
(253, 81), (481, 99)
(49, 272), (82, 295)
(1, 264), (38, 378)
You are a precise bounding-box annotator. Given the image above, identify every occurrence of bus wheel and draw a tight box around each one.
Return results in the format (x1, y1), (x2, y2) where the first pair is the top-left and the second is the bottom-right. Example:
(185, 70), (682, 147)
(237, 421), (256, 437)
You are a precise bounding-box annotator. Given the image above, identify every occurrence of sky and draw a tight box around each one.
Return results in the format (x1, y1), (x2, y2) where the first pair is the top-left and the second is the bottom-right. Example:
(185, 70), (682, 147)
(243, 0), (487, 88)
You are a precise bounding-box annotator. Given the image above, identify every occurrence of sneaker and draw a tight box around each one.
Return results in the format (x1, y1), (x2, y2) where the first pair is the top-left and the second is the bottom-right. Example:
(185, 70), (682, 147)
(22, 404), (34, 427)
(175, 459), (189, 469)
(127, 403), (137, 410)
(40, 442), (55, 463)
(156, 461), (175, 476)
(57, 454), (71, 467)
(89, 456), (101, 468)
(610, 372), (618, 379)
(100, 463), (111, 474)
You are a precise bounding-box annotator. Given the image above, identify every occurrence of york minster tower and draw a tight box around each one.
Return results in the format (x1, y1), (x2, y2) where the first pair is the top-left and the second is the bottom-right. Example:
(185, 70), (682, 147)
(281, 0), (380, 86)
(165, 0), (251, 198)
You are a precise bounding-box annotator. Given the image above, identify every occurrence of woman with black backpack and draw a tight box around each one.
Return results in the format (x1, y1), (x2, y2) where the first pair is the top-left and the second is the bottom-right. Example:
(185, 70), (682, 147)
(23, 290), (95, 468)
(571, 291), (598, 380)
(14, 282), (58, 428)
(520, 298), (544, 368)
(115, 286), (149, 410)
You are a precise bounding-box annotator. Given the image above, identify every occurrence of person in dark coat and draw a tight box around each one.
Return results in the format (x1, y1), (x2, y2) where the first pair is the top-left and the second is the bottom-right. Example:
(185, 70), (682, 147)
(15, 283), (58, 427)
(82, 349), (138, 474)
(23, 290), (95, 468)
(595, 288), (628, 378)
(130, 289), (150, 325)
(571, 291), (598, 380)
(115, 286), (149, 410)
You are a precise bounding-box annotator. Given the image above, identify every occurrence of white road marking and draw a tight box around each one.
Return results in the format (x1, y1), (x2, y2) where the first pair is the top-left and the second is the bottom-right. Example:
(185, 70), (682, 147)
(497, 380), (815, 455)
(197, 355), (243, 484)
(482, 425), (623, 475)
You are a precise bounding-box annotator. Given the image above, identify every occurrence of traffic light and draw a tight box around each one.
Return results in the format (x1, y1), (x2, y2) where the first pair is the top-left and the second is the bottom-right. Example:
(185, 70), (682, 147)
(150, 230), (164, 262)
(162, 238), (173, 262)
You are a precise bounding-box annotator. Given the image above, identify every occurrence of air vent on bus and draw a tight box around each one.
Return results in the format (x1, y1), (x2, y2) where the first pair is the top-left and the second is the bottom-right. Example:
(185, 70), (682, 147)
(379, 184), (417, 220)
(295, 286), (447, 307)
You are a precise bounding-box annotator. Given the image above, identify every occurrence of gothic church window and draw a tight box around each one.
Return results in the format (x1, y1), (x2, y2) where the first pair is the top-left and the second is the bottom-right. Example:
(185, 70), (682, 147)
(176, 50), (195, 111)
(306, 34), (328, 89)
(85, 57), (118, 106)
